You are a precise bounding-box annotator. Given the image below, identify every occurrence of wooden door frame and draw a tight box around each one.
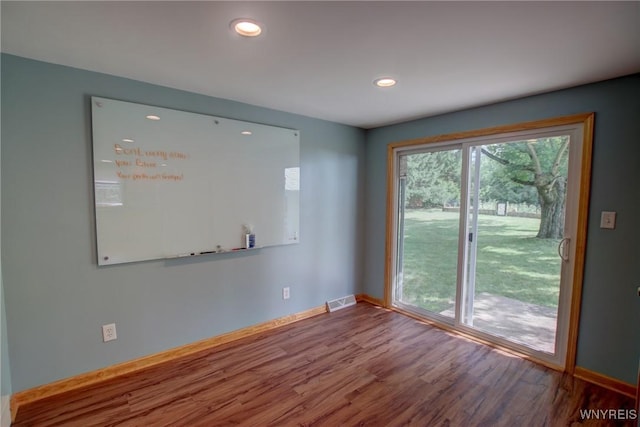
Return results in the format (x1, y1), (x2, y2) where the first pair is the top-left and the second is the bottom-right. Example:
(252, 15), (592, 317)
(383, 113), (594, 374)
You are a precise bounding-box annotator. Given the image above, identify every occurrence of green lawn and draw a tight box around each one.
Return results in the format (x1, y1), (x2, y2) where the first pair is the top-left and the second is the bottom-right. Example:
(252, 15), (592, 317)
(399, 209), (561, 313)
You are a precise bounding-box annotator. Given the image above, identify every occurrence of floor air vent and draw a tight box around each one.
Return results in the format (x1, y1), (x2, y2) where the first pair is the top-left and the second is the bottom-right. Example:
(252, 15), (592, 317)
(326, 294), (357, 312)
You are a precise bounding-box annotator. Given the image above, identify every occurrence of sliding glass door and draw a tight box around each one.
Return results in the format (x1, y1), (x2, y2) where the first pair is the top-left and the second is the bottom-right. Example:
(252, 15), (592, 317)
(460, 138), (568, 354)
(395, 147), (462, 320)
(390, 118), (591, 367)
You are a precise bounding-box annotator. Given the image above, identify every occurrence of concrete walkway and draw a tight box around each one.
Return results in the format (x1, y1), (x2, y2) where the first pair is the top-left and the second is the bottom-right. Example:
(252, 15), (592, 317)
(440, 292), (557, 354)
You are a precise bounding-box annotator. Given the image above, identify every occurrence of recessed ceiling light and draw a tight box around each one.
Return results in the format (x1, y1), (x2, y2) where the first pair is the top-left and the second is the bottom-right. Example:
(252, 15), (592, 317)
(374, 77), (398, 88)
(241, 131), (253, 135)
(231, 19), (262, 37)
(146, 115), (160, 121)
(122, 138), (135, 143)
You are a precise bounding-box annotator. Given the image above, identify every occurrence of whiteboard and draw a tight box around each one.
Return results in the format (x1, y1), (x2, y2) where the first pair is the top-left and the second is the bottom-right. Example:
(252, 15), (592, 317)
(91, 97), (300, 265)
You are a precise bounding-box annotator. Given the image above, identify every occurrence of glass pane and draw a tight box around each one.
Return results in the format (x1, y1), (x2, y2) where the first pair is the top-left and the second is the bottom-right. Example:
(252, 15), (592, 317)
(463, 137), (569, 353)
(396, 149), (462, 318)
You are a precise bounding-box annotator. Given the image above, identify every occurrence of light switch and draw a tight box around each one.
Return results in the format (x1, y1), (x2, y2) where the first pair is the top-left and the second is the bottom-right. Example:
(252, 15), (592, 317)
(600, 211), (616, 229)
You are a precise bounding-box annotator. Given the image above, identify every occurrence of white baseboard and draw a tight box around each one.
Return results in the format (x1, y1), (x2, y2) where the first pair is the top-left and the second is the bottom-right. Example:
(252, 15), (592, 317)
(1, 394), (10, 427)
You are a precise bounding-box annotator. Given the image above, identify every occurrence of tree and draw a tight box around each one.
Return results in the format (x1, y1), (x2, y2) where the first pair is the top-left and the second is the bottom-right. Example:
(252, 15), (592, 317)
(481, 136), (569, 239)
(405, 150), (461, 208)
(478, 154), (538, 206)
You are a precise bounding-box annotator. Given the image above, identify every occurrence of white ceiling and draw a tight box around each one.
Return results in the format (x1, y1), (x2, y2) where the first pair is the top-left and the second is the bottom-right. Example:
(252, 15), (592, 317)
(2, 1), (639, 129)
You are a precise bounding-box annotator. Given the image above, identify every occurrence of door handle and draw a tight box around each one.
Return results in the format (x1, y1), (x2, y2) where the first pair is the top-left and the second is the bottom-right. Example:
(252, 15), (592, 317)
(557, 237), (570, 262)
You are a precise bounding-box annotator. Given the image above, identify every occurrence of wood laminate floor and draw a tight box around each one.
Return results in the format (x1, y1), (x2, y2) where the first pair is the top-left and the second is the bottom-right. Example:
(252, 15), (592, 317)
(13, 303), (635, 426)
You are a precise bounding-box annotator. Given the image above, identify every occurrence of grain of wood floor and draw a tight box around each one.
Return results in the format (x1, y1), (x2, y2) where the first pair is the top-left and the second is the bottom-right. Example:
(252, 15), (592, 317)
(13, 303), (635, 426)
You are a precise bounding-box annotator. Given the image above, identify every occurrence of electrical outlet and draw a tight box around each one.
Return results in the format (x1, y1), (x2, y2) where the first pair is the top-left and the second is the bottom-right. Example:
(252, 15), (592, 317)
(283, 287), (290, 300)
(102, 323), (117, 342)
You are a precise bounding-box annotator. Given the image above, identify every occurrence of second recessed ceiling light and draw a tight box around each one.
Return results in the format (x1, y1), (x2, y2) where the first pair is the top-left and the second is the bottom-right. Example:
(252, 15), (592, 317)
(232, 19), (262, 37)
(374, 77), (398, 88)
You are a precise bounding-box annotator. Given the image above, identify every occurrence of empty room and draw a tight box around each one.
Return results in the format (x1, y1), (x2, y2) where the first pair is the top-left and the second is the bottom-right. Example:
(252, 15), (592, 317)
(1, 2), (639, 426)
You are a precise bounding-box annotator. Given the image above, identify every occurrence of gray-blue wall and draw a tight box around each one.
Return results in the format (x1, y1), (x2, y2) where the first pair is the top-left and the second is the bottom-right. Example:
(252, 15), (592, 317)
(1, 284), (10, 399)
(1, 51), (13, 417)
(1, 54), (366, 392)
(364, 74), (640, 384)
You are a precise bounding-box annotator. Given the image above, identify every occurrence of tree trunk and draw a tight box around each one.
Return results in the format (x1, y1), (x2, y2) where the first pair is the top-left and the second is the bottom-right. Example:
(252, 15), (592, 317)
(537, 176), (566, 239)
